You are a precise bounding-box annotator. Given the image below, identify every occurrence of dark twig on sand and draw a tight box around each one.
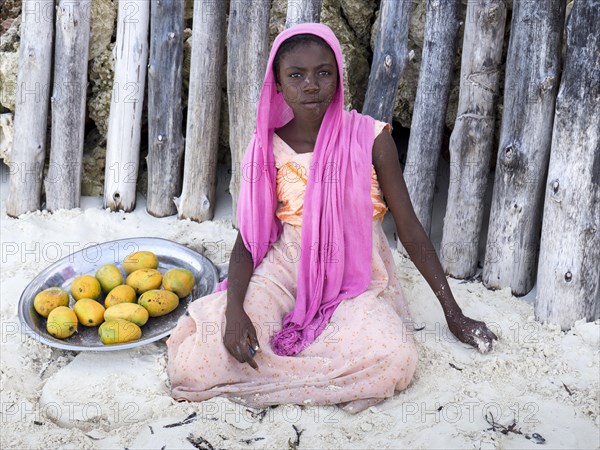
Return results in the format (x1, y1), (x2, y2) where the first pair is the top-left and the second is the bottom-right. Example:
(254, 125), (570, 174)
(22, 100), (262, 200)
(163, 412), (198, 428)
(485, 412), (545, 445)
(246, 408), (268, 423)
(562, 382), (573, 396)
(449, 363), (463, 371)
(239, 437), (265, 444)
(526, 433), (546, 444)
(288, 424), (305, 449)
(486, 412), (522, 435)
(186, 433), (215, 450)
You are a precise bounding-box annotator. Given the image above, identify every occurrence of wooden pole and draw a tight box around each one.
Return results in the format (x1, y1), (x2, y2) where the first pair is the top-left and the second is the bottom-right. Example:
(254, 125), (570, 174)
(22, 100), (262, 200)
(45, 0), (91, 212)
(535, 0), (600, 329)
(146, 0), (185, 217)
(227, 0), (271, 228)
(362, 0), (411, 124)
(175, 1), (227, 221)
(285, 0), (322, 27)
(403, 0), (460, 237)
(483, 0), (565, 295)
(103, 0), (149, 212)
(6, 0), (54, 217)
(440, 0), (507, 279)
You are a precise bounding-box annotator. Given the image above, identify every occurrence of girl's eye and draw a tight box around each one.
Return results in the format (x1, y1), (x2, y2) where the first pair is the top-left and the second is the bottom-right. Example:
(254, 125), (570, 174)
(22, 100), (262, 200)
(319, 71), (331, 76)
(289, 73), (301, 78)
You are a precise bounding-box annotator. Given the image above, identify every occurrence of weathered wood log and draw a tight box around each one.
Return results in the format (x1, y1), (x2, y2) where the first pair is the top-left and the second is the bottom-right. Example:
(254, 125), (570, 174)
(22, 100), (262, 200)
(483, 0), (565, 295)
(440, 0), (507, 278)
(227, 0), (271, 228)
(403, 0), (460, 237)
(146, 0), (185, 217)
(103, 0), (149, 212)
(45, 0), (91, 212)
(535, 0), (600, 329)
(285, 0), (322, 27)
(6, 0), (54, 217)
(362, 0), (411, 124)
(175, 0), (226, 221)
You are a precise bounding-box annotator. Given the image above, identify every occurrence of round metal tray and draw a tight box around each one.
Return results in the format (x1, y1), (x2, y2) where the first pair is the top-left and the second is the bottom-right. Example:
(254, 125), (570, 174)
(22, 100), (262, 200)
(18, 237), (219, 351)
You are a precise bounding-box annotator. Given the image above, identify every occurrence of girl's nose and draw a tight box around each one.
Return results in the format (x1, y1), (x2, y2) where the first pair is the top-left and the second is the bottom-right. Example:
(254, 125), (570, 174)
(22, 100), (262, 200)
(303, 75), (319, 91)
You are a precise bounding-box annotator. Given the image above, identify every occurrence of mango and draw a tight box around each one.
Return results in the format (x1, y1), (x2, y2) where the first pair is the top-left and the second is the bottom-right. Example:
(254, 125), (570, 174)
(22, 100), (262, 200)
(95, 264), (123, 293)
(46, 306), (78, 339)
(126, 269), (162, 295)
(138, 289), (179, 317)
(34, 287), (69, 318)
(162, 268), (195, 298)
(122, 251), (159, 274)
(71, 275), (101, 301)
(98, 319), (142, 345)
(104, 303), (149, 327)
(73, 298), (105, 327)
(104, 285), (137, 308)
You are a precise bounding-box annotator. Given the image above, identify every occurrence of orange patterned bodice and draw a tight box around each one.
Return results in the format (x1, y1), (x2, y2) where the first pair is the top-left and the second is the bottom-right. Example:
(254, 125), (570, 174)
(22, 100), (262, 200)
(273, 121), (390, 227)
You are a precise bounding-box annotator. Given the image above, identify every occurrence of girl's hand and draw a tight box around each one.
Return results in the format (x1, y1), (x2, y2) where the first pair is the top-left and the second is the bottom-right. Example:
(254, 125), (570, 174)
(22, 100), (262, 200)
(223, 304), (261, 370)
(447, 313), (498, 353)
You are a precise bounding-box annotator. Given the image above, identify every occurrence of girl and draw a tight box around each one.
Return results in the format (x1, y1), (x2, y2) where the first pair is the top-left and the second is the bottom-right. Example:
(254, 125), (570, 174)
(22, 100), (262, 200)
(167, 23), (497, 413)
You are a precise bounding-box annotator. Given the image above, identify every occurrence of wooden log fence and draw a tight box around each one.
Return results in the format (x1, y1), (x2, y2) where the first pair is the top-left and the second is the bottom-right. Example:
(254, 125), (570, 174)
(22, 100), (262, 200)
(227, 0), (271, 229)
(103, 0), (149, 212)
(45, 0), (91, 212)
(6, 1), (600, 330)
(535, 0), (600, 329)
(403, 0), (461, 237)
(483, 0), (566, 295)
(175, 0), (227, 222)
(285, 0), (322, 28)
(362, 0), (412, 124)
(6, 0), (54, 217)
(440, 0), (507, 279)
(146, 0), (185, 217)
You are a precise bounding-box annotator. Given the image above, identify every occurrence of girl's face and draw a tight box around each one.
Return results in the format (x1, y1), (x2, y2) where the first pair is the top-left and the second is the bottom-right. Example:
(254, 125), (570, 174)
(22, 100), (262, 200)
(275, 42), (339, 122)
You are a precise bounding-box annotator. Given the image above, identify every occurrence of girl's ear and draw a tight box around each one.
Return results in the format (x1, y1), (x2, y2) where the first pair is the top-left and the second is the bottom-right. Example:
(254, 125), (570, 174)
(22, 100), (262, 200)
(276, 81), (282, 92)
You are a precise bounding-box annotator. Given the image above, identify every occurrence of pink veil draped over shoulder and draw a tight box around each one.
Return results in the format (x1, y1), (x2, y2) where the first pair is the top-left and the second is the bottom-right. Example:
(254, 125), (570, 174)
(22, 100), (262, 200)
(215, 23), (377, 356)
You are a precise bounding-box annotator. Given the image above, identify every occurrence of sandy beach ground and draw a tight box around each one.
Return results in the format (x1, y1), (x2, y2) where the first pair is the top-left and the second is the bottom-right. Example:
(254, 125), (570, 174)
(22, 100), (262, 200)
(1, 161), (598, 449)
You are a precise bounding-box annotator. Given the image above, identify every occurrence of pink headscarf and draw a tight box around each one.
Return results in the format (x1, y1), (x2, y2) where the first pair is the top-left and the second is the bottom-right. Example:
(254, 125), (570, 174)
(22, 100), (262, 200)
(216, 23), (376, 356)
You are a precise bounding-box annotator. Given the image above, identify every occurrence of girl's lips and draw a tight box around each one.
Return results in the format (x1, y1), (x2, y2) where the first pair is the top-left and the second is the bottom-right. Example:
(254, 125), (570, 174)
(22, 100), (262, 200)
(301, 101), (323, 108)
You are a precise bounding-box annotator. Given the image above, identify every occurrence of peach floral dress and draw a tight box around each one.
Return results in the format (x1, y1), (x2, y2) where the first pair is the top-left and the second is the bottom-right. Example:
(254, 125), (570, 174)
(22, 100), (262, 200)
(166, 121), (418, 413)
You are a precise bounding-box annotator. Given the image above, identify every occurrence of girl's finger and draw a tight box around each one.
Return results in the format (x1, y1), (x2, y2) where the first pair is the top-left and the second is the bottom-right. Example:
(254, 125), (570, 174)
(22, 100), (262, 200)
(250, 334), (261, 352)
(245, 328), (261, 353)
(241, 348), (260, 371)
(231, 344), (245, 363)
(238, 334), (259, 369)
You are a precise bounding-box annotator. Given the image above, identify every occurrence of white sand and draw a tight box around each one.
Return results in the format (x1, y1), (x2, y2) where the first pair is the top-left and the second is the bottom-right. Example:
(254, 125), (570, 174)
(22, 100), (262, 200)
(1, 161), (598, 449)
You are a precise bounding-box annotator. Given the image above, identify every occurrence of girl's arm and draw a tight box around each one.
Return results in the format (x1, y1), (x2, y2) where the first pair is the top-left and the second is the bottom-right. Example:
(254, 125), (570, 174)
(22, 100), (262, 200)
(223, 232), (260, 369)
(372, 130), (497, 352)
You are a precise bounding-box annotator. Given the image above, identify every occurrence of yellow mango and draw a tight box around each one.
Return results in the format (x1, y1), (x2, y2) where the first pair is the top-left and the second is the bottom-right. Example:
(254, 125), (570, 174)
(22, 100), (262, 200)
(98, 319), (141, 344)
(95, 264), (123, 293)
(46, 306), (78, 339)
(34, 287), (69, 318)
(162, 268), (195, 298)
(104, 285), (137, 308)
(122, 251), (159, 274)
(138, 289), (179, 317)
(73, 298), (105, 327)
(126, 269), (162, 295)
(71, 275), (101, 301)
(104, 303), (149, 327)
